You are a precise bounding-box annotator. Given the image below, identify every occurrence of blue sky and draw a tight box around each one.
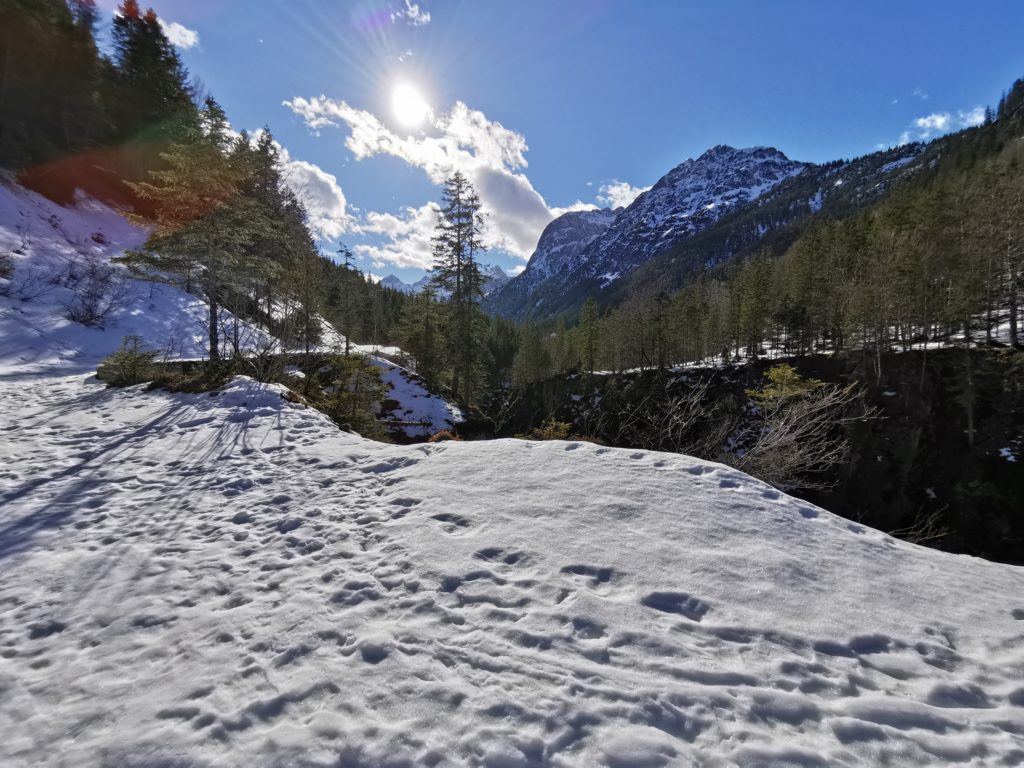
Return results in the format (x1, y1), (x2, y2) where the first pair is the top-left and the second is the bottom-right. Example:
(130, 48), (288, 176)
(99, 1), (1024, 282)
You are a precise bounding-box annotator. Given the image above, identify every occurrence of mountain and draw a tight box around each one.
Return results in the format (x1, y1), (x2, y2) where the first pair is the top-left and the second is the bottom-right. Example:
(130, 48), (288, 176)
(485, 143), (925, 321)
(379, 264), (513, 297)
(485, 207), (619, 318)
(379, 274), (414, 293)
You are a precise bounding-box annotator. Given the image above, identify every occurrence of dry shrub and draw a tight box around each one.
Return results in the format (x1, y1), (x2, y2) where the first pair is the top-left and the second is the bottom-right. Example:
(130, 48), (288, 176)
(429, 429), (462, 442)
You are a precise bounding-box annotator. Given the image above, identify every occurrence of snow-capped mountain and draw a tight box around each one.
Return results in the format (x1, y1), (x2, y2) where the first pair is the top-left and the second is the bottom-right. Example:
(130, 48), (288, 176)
(486, 146), (806, 318)
(379, 263), (513, 297)
(524, 207), (621, 282)
(483, 207), (618, 318)
(379, 274), (414, 293)
(486, 143), (926, 320)
(585, 145), (806, 281)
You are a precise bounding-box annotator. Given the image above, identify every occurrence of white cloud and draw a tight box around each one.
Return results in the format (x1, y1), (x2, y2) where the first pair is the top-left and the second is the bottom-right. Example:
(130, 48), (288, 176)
(958, 106), (986, 128)
(508, 264), (525, 276)
(282, 158), (350, 241)
(354, 202), (439, 269)
(915, 112), (952, 133)
(896, 106), (986, 146)
(391, 0), (430, 26)
(597, 180), (650, 210)
(284, 94), (590, 259)
(159, 20), (200, 49)
(256, 134), (350, 240)
(913, 87), (929, 101)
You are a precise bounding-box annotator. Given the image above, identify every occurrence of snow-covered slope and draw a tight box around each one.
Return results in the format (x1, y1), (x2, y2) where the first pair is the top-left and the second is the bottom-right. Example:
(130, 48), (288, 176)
(0, 179), (275, 375)
(1, 372), (1023, 766)
(0, 179), (461, 436)
(371, 356), (464, 437)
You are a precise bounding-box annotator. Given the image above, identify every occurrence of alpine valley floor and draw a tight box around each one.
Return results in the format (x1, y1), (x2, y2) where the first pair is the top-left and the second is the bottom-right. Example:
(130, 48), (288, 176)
(1, 370), (1024, 767)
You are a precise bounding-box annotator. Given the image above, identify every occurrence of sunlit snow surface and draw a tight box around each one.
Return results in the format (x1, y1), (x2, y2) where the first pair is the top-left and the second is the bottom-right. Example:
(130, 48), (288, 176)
(2, 181), (1024, 766)
(1, 374), (1024, 766)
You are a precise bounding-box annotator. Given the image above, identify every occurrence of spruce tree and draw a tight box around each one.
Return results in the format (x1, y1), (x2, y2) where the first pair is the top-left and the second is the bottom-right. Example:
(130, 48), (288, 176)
(110, 1), (197, 183)
(124, 99), (269, 362)
(430, 171), (488, 402)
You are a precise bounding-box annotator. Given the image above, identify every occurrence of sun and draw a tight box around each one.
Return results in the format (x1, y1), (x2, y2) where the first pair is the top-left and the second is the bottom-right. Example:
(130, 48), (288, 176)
(391, 82), (431, 128)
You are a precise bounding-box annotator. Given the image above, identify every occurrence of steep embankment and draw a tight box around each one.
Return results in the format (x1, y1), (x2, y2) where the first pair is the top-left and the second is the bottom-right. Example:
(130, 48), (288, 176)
(0, 179), (460, 435)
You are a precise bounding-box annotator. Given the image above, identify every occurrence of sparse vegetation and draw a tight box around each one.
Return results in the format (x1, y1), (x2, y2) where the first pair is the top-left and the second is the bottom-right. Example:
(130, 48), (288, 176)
(96, 335), (158, 386)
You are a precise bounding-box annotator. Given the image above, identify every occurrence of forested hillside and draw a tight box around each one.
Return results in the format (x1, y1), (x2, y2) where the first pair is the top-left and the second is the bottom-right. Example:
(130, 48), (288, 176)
(0, 1), (417, 356)
(507, 82), (1023, 380)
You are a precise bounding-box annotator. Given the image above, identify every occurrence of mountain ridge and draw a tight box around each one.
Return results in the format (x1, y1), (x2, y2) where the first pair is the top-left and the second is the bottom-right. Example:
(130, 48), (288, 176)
(485, 142), (925, 321)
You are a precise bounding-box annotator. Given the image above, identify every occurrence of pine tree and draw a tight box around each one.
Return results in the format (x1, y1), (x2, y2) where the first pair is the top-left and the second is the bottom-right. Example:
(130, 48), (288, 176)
(395, 287), (446, 381)
(110, 1), (197, 183)
(430, 172), (488, 402)
(336, 245), (358, 355)
(124, 99), (270, 362)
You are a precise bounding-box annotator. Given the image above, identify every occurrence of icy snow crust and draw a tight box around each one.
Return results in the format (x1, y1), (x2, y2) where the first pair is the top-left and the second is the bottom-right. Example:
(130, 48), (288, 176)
(2, 373), (1024, 766)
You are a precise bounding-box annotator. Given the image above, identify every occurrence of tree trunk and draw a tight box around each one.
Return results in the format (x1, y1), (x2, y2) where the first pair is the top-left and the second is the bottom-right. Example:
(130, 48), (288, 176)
(963, 321), (975, 448)
(208, 286), (220, 363)
(1010, 261), (1021, 349)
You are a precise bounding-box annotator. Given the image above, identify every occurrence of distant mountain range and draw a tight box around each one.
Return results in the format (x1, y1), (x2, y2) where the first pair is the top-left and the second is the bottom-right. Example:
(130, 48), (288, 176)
(484, 142), (926, 321)
(380, 263), (514, 297)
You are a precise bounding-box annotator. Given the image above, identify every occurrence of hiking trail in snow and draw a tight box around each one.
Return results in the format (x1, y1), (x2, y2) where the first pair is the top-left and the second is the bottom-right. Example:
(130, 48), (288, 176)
(1, 373), (1023, 767)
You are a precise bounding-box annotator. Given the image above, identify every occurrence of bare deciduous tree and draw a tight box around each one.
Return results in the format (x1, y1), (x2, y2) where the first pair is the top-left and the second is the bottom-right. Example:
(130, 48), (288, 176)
(730, 381), (877, 491)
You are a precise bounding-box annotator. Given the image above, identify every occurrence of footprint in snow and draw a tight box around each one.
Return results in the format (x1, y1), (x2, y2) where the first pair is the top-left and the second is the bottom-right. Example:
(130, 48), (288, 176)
(640, 591), (711, 622)
(430, 513), (472, 535)
(560, 564), (619, 596)
(474, 547), (524, 566)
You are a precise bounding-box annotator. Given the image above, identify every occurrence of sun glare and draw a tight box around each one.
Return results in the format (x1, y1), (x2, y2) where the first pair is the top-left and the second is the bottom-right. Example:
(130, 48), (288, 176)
(391, 81), (431, 128)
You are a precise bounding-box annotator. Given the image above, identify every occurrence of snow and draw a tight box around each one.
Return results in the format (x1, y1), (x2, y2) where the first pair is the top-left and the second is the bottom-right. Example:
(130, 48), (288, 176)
(370, 356), (464, 437)
(879, 154), (918, 174)
(3, 180), (1024, 766)
(0, 179), (460, 437)
(1, 372), (1024, 766)
(0, 179), (276, 375)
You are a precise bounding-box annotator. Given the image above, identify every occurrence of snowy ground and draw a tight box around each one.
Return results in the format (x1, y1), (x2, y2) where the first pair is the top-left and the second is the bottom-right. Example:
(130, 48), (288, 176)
(0, 179), (277, 376)
(3, 180), (1024, 765)
(0, 179), (460, 435)
(1, 372), (1024, 766)
(372, 357), (464, 438)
